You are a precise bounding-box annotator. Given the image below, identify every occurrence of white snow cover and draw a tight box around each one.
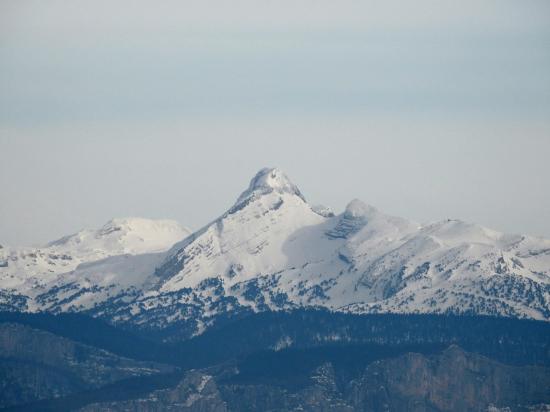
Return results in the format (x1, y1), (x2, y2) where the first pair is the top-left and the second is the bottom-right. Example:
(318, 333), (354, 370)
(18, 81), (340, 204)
(48, 217), (190, 255)
(0, 218), (190, 310)
(235, 167), (306, 204)
(1, 167), (549, 327)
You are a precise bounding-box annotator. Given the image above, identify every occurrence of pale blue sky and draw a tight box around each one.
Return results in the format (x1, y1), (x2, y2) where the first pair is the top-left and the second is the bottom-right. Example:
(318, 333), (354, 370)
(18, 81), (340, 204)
(1, 0), (550, 245)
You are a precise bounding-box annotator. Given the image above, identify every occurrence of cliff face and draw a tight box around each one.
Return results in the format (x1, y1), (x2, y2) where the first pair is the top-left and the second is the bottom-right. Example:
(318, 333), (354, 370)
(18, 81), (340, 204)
(349, 345), (550, 411)
(78, 346), (550, 412)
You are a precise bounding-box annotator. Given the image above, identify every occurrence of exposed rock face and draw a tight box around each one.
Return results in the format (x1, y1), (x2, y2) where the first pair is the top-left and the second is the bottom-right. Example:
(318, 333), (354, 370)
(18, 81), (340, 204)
(77, 346), (550, 412)
(325, 199), (372, 239)
(349, 345), (550, 411)
(0, 323), (174, 408)
(79, 371), (228, 412)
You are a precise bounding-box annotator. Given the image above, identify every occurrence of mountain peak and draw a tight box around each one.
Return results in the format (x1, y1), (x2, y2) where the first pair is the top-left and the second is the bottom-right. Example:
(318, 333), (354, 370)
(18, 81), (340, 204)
(344, 199), (376, 219)
(248, 167), (303, 197)
(235, 168), (306, 205)
(97, 217), (188, 237)
(325, 199), (374, 239)
(47, 217), (190, 254)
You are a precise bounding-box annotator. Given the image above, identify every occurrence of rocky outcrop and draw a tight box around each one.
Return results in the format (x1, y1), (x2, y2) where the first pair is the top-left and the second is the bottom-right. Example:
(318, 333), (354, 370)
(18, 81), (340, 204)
(77, 346), (550, 412)
(79, 371), (228, 412)
(349, 345), (550, 411)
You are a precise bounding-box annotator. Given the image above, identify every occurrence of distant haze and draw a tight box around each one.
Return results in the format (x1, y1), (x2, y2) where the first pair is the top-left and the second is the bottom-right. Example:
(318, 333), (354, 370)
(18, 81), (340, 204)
(1, 0), (549, 245)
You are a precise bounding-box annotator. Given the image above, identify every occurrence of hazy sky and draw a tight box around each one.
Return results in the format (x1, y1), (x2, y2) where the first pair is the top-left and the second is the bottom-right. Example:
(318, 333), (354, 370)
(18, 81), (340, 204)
(1, 0), (550, 246)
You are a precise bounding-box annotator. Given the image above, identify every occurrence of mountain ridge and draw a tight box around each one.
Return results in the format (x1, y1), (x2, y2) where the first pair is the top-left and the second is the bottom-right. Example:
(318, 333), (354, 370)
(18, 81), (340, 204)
(1, 167), (549, 335)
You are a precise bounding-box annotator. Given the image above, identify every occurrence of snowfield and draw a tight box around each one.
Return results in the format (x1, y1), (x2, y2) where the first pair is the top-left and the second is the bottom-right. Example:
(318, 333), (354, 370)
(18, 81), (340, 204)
(1, 168), (549, 333)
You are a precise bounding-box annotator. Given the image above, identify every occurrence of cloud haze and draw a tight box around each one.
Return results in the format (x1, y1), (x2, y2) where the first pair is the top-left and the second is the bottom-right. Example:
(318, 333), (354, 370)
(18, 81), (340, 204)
(1, 0), (549, 245)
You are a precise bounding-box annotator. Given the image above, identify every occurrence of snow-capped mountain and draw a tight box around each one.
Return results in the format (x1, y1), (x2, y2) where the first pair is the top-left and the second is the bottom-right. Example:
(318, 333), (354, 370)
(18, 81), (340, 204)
(0, 218), (190, 311)
(1, 168), (549, 333)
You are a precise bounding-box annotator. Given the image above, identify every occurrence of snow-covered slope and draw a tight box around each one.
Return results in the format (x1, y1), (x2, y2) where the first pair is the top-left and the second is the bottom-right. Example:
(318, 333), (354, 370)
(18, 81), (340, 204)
(2, 168), (549, 332)
(101, 168), (550, 331)
(47, 217), (190, 256)
(0, 218), (190, 311)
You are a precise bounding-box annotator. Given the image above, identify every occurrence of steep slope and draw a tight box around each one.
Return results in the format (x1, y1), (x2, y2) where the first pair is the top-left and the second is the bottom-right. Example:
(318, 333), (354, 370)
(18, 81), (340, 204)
(156, 167), (333, 293)
(107, 168), (341, 329)
(0, 218), (190, 311)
